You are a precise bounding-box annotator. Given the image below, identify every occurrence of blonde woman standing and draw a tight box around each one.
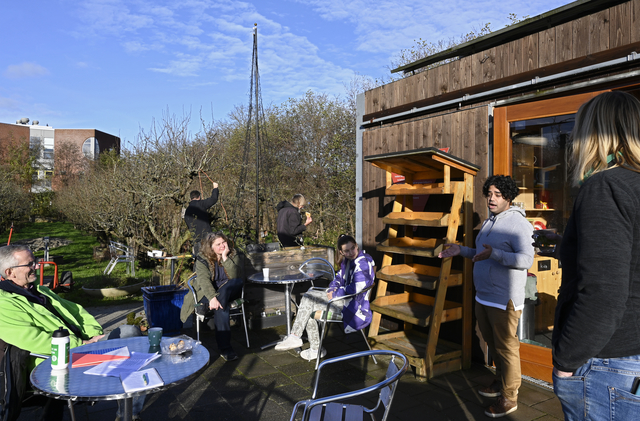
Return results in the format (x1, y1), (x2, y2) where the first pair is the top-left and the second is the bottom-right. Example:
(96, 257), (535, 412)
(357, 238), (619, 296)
(552, 91), (640, 420)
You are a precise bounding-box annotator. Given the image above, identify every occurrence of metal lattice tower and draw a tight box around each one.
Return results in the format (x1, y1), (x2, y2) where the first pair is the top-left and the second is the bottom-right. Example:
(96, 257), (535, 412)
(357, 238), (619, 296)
(233, 23), (269, 244)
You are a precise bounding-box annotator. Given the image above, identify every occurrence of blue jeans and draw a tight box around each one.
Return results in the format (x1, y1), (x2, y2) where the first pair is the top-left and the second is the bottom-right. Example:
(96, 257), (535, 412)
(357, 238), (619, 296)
(553, 355), (640, 420)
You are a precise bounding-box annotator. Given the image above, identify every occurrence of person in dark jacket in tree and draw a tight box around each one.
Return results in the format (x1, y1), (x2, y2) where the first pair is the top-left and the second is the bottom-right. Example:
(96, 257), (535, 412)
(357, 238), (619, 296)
(276, 194), (312, 247)
(184, 182), (219, 256)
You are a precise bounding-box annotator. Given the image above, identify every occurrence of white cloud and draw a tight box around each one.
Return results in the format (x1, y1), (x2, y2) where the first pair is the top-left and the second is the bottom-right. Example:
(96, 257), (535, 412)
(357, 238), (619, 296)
(0, 96), (22, 112)
(294, 0), (570, 55)
(4, 62), (50, 79)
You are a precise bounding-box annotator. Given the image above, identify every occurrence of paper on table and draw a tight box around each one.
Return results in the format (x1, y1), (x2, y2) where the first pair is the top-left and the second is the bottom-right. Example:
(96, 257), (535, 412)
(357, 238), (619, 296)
(120, 368), (164, 393)
(84, 351), (161, 377)
(71, 346), (130, 368)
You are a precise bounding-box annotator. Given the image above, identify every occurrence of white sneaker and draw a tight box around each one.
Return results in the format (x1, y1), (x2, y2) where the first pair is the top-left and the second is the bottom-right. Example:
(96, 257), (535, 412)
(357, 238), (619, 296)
(300, 347), (327, 361)
(274, 335), (303, 351)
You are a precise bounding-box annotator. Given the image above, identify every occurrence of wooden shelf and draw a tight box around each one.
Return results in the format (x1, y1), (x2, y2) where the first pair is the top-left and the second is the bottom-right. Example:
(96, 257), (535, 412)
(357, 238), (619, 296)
(385, 181), (465, 196)
(368, 331), (463, 380)
(376, 264), (463, 290)
(383, 211), (451, 227)
(376, 244), (441, 258)
(365, 149), (477, 381)
(370, 292), (462, 327)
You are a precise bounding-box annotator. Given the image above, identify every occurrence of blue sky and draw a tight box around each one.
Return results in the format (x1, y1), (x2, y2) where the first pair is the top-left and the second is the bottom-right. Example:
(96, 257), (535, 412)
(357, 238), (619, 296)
(1, 0), (570, 146)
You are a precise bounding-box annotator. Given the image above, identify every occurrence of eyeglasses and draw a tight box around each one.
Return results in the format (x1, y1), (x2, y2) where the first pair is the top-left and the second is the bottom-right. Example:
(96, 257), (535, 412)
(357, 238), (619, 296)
(10, 260), (39, 270)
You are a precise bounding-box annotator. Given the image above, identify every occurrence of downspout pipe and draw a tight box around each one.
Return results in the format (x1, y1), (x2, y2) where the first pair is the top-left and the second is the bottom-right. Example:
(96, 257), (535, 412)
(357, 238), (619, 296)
(355, 93), (365, 248)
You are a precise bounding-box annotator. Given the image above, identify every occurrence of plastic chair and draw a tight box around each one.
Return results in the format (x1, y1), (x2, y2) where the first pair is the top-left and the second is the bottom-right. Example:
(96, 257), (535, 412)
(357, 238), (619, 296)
(307, 283), (377, 370)
(186, 274), (250, 348)
(290, 350), (408, 421)
(103, 241), (135, 276)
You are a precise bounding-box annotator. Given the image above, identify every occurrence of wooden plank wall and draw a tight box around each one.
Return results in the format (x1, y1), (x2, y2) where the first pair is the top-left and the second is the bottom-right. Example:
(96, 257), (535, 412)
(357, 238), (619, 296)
(364, 0), (640, 115)
(361, 108), (488, 254)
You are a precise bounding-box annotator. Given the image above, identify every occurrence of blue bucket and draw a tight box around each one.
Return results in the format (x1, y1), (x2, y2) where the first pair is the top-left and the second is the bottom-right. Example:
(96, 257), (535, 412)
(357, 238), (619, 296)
(142, 285), (188, 334)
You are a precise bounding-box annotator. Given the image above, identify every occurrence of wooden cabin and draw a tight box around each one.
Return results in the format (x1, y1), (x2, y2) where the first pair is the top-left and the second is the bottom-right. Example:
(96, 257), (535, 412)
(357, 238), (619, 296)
(355, 0), (640, 382)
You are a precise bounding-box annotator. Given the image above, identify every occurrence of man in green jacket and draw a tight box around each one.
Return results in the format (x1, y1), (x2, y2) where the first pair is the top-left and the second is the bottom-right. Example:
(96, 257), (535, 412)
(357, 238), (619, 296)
(0, 245), (104, 369)
(0, 245), (104, 420)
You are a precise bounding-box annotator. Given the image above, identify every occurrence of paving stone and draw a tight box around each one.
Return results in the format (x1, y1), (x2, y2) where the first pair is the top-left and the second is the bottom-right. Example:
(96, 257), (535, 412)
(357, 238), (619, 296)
(264, 382), (311, 406)
(260, 350), (303, 367)
(518, 382), (556, 406)
(532, 394), (565, 419)
(251, 372), (296, 389)
(236, 359), (281, 378)
(428, 370), (480, 394)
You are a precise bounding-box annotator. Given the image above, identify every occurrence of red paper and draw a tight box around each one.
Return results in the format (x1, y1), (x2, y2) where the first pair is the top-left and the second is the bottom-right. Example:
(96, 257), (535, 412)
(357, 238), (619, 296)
(71, 353), (129, 368)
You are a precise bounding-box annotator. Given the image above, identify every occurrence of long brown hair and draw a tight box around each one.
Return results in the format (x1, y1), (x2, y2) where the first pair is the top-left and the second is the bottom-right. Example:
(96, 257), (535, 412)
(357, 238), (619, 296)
(200, 232), (235, 267)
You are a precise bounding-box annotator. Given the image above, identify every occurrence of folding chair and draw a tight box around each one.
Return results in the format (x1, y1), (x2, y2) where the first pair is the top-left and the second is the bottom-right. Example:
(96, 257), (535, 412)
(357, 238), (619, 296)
(308, 283), (377, 369)
(103, 241), (135, 276)
(290, 350), (408, 421)
(186, 274), (250, 347)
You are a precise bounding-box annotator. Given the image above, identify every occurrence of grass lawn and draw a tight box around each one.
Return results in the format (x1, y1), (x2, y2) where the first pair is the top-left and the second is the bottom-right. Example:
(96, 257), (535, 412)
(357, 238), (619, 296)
(2, 222), (158, 307)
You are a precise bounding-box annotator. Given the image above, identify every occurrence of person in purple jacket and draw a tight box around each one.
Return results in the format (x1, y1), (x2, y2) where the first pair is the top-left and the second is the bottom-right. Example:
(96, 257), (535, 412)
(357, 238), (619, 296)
(275, 234), (375, 360)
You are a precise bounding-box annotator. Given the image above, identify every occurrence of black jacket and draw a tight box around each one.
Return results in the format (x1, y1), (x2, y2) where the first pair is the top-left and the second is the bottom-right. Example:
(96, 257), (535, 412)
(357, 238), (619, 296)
(276, 200), (306, 247)
(184, 188), (219, 244)
(552, 167), (640, 372)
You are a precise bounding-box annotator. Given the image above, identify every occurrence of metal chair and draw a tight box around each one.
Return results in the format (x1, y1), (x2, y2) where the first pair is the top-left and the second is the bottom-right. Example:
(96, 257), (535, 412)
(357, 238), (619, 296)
(186, 274), (250, 347)
(290, 350), (408, 421)
(308, 283), (377, 370)
(103, 241), (135, 276)
(299, 258), (336, 283)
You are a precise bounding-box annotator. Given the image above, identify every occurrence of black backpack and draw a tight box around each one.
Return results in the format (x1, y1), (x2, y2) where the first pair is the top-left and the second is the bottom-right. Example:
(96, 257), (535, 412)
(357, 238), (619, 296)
(0, 339), (30, 421)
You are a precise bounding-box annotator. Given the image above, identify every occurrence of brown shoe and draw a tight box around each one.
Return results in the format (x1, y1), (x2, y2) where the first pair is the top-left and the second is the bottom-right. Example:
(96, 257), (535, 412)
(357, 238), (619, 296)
(485, 396), (517, 418)
(478, 380), (501, 398)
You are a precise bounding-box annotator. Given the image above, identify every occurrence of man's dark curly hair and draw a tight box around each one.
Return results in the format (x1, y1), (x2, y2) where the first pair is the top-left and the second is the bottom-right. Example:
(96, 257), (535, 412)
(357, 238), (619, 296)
(482, 175), (520, 202)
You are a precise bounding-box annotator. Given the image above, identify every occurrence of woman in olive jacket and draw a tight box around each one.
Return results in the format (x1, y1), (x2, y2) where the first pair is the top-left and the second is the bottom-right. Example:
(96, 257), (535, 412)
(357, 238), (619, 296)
(180, 232), (244, 361)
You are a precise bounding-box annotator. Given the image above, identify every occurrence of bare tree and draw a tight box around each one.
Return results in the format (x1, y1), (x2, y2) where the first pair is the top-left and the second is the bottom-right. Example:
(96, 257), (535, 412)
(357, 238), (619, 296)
(55, 113), (222, 255)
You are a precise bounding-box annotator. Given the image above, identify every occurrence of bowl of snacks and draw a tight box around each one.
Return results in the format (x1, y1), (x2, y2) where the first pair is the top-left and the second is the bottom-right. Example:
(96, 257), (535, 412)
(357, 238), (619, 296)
(160, 335), (198, 355)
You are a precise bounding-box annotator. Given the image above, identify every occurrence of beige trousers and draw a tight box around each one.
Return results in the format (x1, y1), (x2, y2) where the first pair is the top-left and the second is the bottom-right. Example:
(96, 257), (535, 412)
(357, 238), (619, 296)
(475, 301), (522, 401)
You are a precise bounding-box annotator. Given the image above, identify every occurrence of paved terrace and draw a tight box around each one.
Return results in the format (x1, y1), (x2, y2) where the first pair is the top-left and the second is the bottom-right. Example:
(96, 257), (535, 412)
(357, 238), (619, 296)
(19, 303), (564, 420)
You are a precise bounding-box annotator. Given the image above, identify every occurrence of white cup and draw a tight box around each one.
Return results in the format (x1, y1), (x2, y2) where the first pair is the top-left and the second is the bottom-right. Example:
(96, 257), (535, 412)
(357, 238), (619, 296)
(262, 268), (269, 279)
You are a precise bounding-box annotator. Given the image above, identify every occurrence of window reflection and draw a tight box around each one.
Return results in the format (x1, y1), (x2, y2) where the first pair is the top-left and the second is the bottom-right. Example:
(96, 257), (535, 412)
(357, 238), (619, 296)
(510, 114), (578, 349)
(510, 114), (577, 234)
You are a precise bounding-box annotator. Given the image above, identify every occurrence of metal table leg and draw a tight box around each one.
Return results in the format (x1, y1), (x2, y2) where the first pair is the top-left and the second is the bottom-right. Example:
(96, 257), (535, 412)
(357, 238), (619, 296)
(67, 400), (76, 421)
(284, 283), (292, 335)
(123, 397), (133, 421)
(260, 283), (294, 350)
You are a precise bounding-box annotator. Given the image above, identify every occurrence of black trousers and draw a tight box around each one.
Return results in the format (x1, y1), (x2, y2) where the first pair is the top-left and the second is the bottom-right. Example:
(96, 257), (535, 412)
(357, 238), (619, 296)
(201, 278), (243, 352)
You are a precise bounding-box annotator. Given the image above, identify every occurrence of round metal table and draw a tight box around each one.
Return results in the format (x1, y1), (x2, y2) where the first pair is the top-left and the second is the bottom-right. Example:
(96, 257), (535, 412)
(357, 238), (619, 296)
(30, 336), (209, 421)
(247, 272), (319, 347)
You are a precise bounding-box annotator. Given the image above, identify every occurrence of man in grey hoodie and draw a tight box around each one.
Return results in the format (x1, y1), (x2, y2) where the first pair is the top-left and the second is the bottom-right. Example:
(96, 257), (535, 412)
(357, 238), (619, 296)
(439, 175), (533, 418)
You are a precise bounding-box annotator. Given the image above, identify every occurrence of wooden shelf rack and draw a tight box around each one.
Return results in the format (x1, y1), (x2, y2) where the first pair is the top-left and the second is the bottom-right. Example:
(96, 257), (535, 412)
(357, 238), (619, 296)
(364, 148), (479, 380)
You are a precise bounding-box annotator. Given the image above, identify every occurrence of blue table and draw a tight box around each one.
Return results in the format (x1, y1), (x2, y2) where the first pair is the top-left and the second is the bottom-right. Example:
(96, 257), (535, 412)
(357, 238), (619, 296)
(30, 336), (209, 421)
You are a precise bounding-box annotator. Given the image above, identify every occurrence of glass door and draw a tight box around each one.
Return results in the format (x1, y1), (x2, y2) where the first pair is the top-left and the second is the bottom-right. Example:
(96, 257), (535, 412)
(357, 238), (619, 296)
(510, 114), (576, 348)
